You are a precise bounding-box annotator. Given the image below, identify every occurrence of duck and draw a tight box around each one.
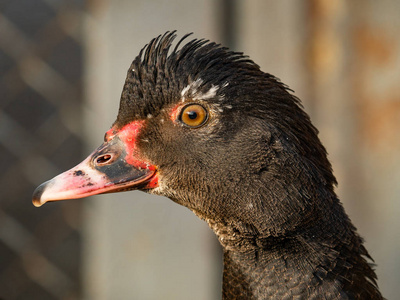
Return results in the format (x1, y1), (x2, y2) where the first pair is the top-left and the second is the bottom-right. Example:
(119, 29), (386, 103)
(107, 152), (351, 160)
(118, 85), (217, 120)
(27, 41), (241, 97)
(32, 31), (383, 299)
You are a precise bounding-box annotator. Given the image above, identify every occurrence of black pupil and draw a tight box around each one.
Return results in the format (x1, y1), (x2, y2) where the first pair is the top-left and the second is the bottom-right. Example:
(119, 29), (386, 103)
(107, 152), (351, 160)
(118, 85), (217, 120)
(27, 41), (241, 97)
(187, 111), (198, 120)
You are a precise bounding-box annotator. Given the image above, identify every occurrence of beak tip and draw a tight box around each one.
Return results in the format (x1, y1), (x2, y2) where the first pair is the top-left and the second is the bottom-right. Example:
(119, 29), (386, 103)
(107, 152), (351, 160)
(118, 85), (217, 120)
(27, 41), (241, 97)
(32, 182), (48, 207)
(32, 199), (43, 207)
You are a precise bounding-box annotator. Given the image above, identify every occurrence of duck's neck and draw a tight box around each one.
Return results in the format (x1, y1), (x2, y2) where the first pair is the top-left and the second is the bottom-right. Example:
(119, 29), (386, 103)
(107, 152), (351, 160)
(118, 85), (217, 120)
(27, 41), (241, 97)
(222, 243), (336, 299)
(222, 246), (312, 299)
(220, 218), (382, 299)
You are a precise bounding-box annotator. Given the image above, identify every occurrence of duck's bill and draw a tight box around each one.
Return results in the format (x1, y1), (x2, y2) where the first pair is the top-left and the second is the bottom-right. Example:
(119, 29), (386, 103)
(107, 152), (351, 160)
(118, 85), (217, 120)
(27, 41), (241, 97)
(32, 137), (157, 207)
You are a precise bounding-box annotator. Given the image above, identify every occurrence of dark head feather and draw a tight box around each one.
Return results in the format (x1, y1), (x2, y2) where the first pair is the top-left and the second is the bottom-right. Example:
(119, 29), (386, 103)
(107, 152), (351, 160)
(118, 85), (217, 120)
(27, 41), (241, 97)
(116, 31), (337, 195)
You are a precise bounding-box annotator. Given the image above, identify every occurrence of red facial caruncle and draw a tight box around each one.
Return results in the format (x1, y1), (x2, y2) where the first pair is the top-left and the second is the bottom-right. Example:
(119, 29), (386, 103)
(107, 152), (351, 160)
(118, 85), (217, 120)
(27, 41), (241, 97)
(108, 121), (149, 166)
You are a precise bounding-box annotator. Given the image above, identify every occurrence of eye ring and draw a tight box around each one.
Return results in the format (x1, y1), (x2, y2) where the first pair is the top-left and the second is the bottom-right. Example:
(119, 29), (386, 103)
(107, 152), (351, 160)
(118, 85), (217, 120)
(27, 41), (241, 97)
(179, 104), (208, 128)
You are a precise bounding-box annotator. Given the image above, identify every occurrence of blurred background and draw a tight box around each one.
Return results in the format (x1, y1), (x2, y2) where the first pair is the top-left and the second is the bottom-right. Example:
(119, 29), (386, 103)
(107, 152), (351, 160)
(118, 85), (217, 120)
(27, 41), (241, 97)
(0, 0), (399, 299)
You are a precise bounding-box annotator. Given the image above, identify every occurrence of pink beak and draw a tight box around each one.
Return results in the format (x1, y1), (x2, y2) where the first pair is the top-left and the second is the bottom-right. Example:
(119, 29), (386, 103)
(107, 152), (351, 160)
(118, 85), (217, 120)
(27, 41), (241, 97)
(32, 126), (158, 207)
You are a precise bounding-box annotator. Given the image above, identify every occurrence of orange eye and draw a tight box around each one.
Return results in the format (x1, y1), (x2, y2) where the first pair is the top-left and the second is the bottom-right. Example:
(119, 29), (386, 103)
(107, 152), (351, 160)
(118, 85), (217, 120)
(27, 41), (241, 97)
(180, 104), (208, 128)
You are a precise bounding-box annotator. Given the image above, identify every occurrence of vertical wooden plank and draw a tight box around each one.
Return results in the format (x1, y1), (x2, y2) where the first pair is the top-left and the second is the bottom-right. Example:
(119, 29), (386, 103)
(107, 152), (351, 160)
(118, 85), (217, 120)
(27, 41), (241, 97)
(348, 1), (400, 298)
(305, 0), (354, 205)
(305, 0), (399, 297)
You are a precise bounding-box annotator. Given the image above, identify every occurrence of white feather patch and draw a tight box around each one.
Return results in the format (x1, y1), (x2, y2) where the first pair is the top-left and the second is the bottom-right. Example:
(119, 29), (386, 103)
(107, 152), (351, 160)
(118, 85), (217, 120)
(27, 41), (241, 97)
(180, 78), (222, 102)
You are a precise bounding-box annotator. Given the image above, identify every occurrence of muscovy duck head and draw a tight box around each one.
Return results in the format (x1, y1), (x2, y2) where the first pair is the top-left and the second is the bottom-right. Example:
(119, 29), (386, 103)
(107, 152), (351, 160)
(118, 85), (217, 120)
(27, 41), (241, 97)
(33, 32), (337, 241)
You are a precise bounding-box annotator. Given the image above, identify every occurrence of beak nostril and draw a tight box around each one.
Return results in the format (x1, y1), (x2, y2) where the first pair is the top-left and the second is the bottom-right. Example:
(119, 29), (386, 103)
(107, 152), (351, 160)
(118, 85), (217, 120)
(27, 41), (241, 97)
(96, 154), (112, 165)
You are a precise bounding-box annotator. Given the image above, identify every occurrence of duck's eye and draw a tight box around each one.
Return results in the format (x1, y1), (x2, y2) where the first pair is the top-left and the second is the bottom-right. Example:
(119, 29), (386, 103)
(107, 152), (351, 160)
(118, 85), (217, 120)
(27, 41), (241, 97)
(180, 104), (208, 128)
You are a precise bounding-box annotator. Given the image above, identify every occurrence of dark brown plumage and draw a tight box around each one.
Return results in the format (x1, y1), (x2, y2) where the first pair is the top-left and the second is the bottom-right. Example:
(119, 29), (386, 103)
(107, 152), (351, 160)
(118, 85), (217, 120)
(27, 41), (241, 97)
(33, 31), (383, 299)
